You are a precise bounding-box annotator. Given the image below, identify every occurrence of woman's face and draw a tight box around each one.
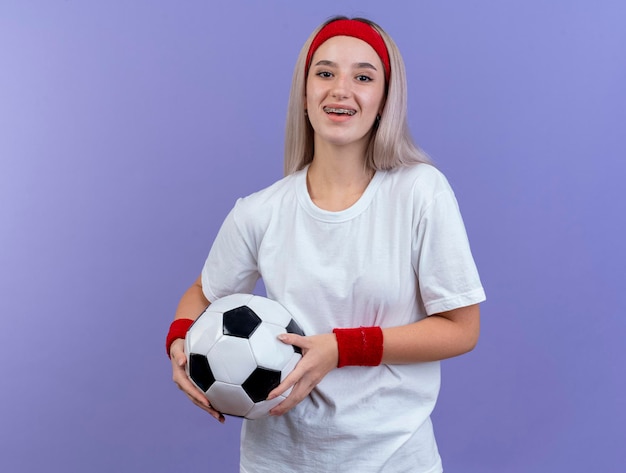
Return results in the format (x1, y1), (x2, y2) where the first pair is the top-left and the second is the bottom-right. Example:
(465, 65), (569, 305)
(306, 35), (386, 153)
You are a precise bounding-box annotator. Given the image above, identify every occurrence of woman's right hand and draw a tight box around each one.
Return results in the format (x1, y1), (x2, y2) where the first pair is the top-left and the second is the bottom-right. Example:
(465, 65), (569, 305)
(170, 338), (225, 423)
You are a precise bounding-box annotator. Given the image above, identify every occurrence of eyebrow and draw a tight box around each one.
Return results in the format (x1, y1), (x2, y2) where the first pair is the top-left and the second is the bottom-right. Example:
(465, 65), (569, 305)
(313, 60), (379, 71)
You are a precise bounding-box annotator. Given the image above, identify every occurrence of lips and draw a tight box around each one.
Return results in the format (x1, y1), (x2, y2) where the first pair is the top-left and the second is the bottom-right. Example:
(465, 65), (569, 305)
(323, 106), (356, 116)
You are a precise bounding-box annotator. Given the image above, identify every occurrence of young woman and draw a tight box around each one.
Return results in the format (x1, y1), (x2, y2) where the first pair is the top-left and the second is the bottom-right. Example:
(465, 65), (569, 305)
(167, 17), (485, 473)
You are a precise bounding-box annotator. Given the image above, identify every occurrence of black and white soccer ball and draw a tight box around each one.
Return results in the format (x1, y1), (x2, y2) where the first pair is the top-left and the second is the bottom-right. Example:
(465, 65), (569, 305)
(185, 293), (305, 419)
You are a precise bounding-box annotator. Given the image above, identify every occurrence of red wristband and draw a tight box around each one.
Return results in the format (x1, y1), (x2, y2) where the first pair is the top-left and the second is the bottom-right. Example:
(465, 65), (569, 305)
(332, 326), (384, 367)
(166, 318), (194, 357)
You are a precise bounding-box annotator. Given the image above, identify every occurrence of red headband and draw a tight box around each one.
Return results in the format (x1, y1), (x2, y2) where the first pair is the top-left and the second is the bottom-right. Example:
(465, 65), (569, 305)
(305, 19), (391, 80)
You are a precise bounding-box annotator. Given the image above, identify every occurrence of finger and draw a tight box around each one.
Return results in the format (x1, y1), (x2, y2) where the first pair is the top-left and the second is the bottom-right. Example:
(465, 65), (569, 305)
(171, 350), (186, 368)
(269, 380), (312, 416)
(174, 373), (210, 407)
(266, 334), (308, 399)
(266, 362), (303, 400)
(169, 341), (187, 366)
(174, 371), (225, 423)
(277, 333), (307, 349)
(269, 396), (294, 416)
(172, 363), (212, 408)
(183, 392), (226, 423)
(184, 391), (211, 411)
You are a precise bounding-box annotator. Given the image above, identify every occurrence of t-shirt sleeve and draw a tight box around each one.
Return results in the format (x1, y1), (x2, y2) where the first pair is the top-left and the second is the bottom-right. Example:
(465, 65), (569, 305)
(412, 175), (486, 315)
(201, 200), (260, 302)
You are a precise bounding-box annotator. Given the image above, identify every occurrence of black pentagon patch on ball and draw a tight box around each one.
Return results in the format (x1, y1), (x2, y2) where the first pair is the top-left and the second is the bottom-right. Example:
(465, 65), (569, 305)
(242, 367), (281, 403)
(286, 318), (305, 354)
(286, 318), (305, 336)
(223, 306), (262, 338)
(189, 353), (215, 392)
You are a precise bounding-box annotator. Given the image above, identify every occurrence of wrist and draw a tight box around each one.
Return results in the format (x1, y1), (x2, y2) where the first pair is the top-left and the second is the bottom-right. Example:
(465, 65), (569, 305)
(166, 318), (194, 358)
(332, 326), (383, 367)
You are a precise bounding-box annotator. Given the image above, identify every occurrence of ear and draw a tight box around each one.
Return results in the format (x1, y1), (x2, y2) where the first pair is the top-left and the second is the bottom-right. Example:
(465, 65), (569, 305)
(379, 96), (387, 116)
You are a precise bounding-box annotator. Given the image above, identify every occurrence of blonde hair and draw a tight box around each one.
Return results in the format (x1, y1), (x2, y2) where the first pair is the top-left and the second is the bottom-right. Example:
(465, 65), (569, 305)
(284, 17), (431, 176)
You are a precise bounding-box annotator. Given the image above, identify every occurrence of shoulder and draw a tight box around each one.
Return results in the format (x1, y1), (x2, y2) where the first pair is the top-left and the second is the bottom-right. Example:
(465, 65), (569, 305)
(231, 169), (303, 226)
(384, 163), (454, 203)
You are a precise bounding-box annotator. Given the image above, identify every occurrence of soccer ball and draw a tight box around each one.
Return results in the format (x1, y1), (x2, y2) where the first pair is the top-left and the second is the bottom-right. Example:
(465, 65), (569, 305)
(185, 293), (305, 419)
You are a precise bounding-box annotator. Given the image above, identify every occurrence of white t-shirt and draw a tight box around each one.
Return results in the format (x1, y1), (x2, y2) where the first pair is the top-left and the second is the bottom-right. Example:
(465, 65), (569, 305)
(201, 163), (485, 473)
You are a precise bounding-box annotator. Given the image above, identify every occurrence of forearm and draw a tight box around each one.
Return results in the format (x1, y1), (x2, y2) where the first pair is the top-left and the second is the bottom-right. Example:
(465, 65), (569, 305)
(174, 275), (210, 321)
(381, 304), (480, 364)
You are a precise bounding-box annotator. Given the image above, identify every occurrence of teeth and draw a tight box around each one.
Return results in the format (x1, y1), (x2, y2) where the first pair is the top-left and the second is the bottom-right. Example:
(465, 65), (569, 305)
(324, 107), (356, 116)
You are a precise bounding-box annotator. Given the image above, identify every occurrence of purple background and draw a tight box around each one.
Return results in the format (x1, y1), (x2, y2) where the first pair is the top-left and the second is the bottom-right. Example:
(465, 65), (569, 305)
(1, 1), (624, 472)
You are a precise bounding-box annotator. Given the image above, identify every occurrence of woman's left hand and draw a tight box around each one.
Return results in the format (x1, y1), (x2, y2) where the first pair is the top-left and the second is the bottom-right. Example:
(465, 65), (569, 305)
(266, 332), (338, 416)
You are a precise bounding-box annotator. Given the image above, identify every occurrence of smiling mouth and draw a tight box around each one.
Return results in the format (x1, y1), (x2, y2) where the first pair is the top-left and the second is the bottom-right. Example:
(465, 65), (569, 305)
(323, 107), (356, 116)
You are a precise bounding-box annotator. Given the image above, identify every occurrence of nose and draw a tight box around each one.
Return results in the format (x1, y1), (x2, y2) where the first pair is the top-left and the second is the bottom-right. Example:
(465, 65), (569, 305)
(330, 73), (351, 99)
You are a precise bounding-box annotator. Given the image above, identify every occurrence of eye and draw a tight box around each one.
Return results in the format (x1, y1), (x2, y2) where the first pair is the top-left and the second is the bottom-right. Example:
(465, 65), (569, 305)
(356, 74), (373, 82)
(316, 71), (333, 78)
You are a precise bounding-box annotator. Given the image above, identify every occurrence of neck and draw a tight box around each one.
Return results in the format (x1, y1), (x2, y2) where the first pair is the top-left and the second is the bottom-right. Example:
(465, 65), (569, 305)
(307, 142), (374, 211)
(310, 137), (370, 182)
